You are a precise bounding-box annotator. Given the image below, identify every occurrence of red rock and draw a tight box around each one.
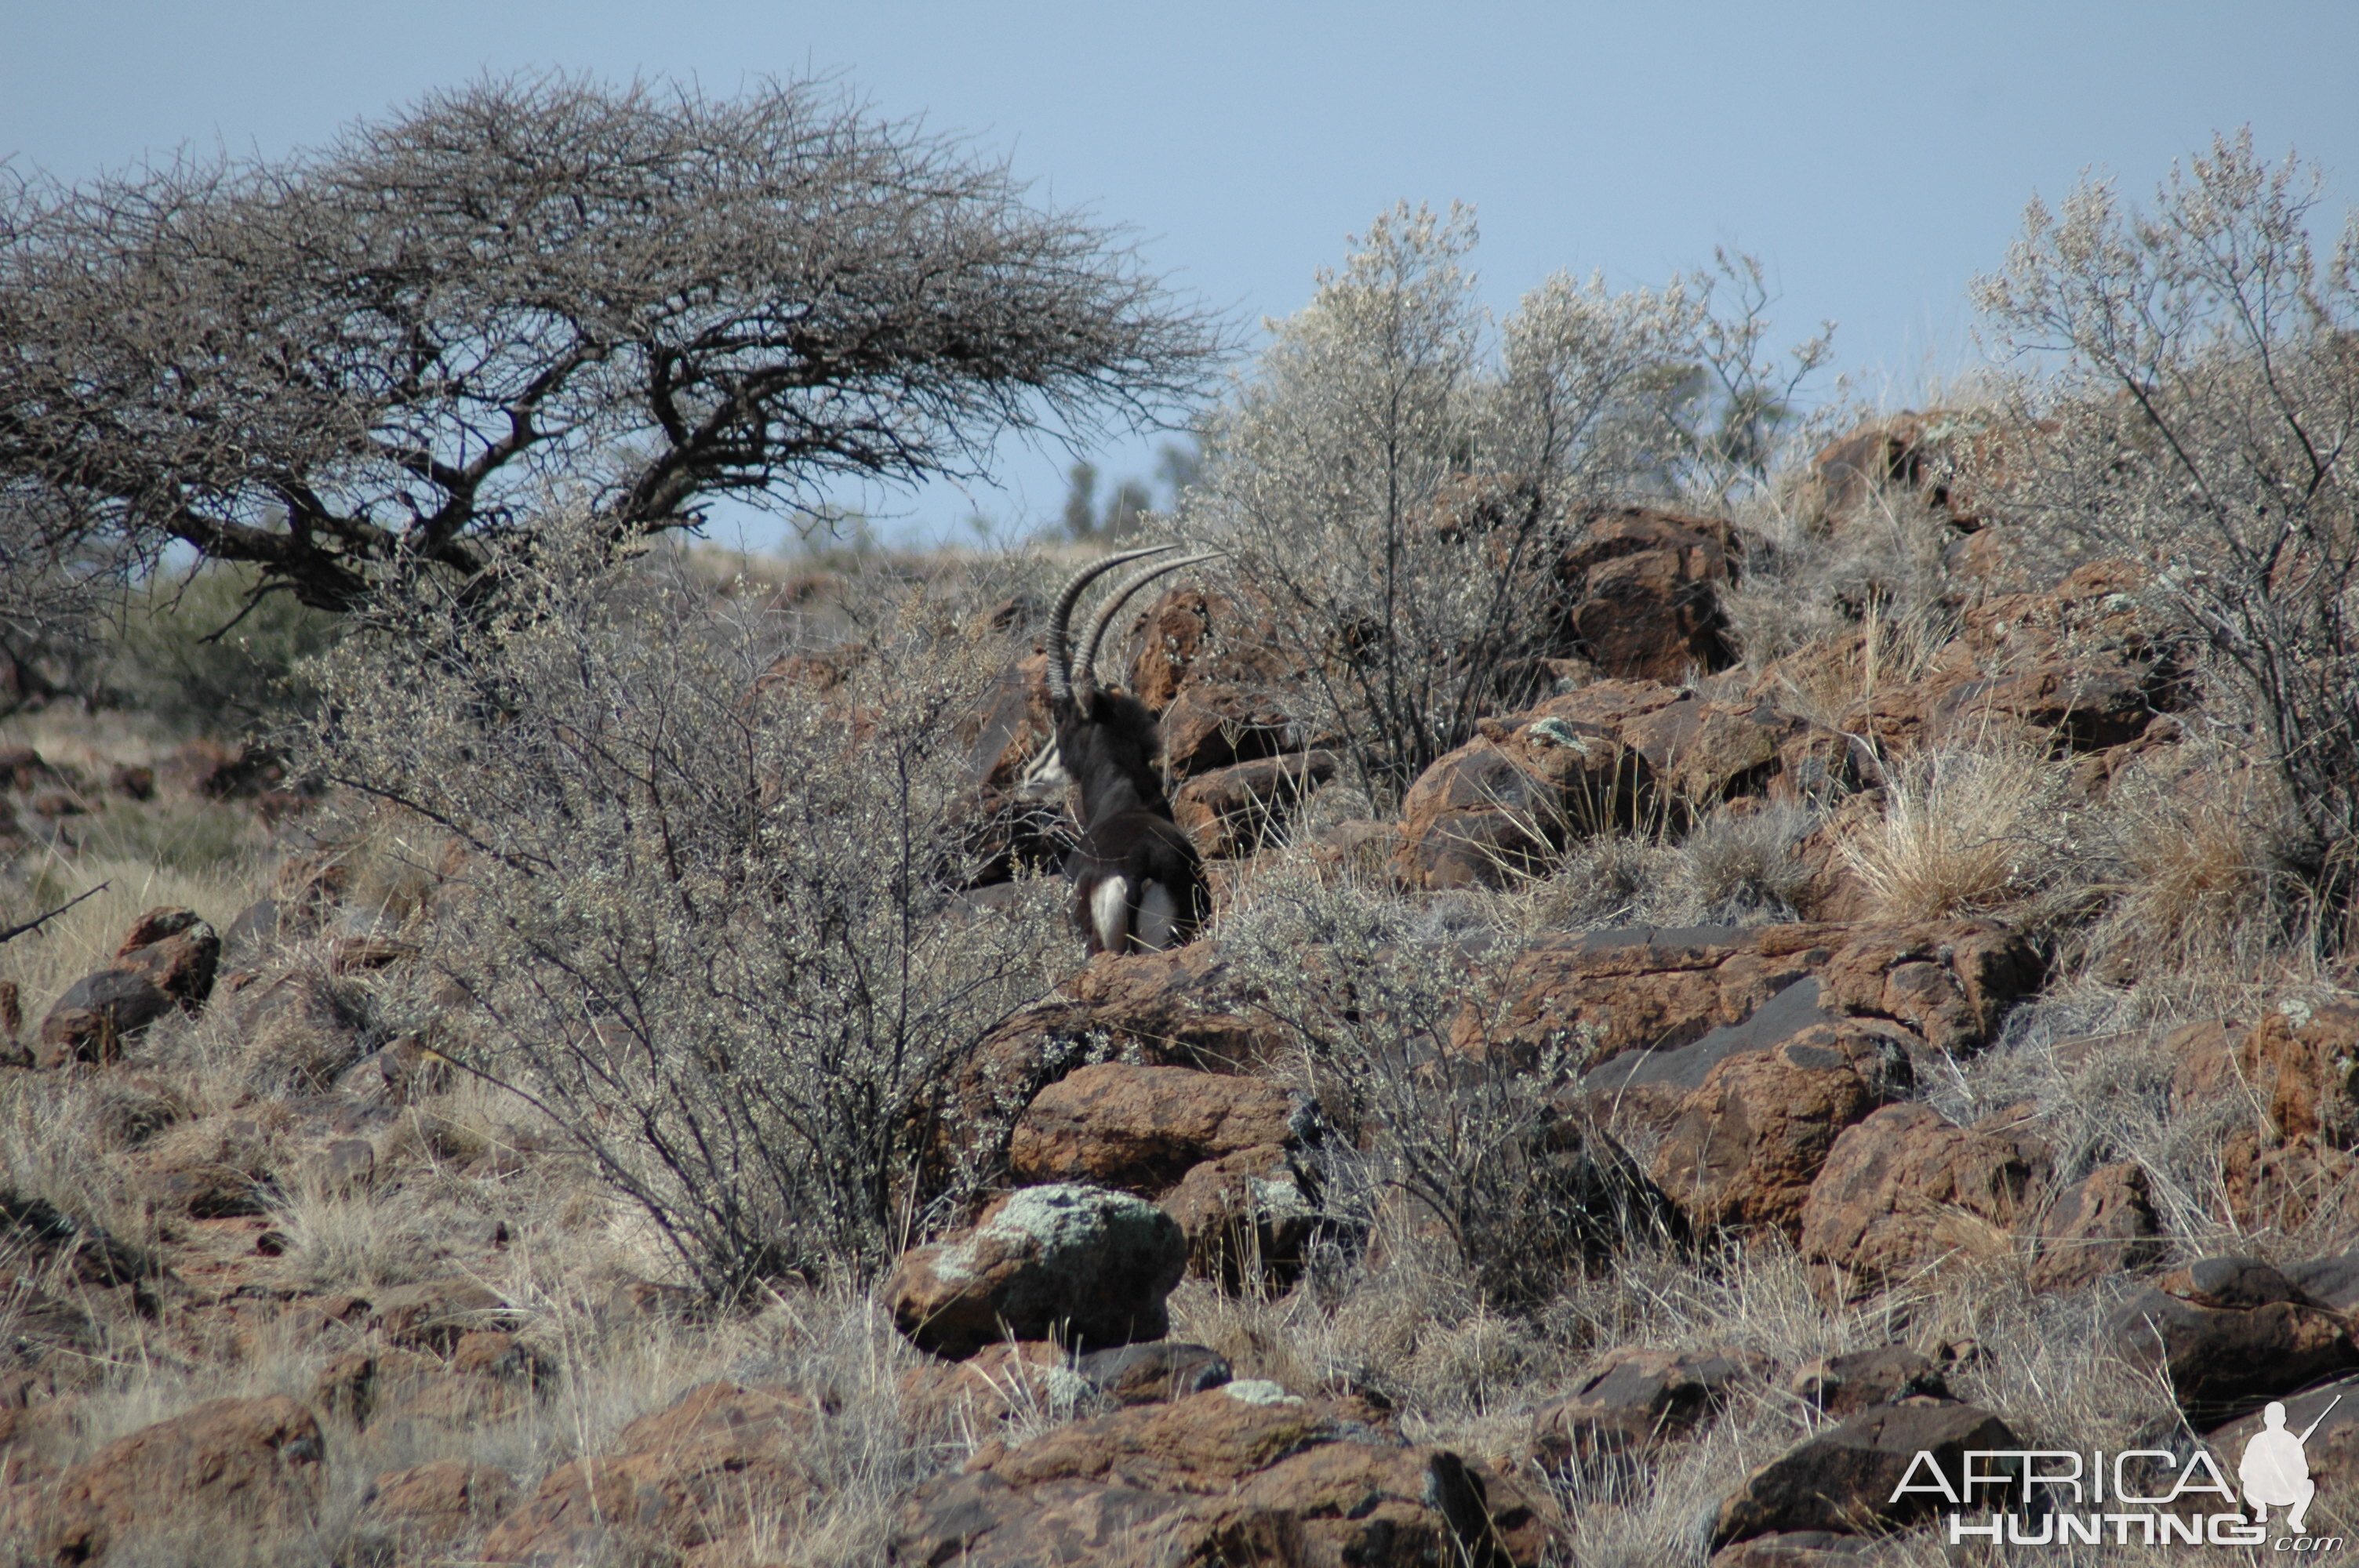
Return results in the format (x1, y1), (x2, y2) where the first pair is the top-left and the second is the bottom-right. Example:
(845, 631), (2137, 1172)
(1787, 1346), (1950, 1417)
(1467, 923), (1844, 1070)
(479, 1381), (820, 1565)
(2031, 1160), (2165, 1290)
(2105, 1256), (2359, 1425)
(1710, 1399), (2017, 1548)
(1554, 508), (1736, 681)
(35, 909), (219, 1068)
(1121, 586), (1295, 713)
(892, 1385), (1551, 1566)
(1172, 750), (1337, 858)
(1009, 1063), (1302, 1195)
(1157, 681), (1302, 779)
(1808, 409), (2000, 530)
(24, 1395), (325, 1563)
(1534, 1345), (1769, 1465)
(353, 1459), (518, 1556)
(2166, 1005), (2359, 1231)
(1797, 1103), (2054, 1298)
(1158, 1143), (1325, 1291)
(1647, 1025), (1898, 1238)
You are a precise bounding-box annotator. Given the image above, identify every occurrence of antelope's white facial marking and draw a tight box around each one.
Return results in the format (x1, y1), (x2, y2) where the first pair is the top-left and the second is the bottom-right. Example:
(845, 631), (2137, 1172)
(1090, 876), (1132, 953)
(1134, 883), (1180, 950)
(1015, 742), (1072, 803)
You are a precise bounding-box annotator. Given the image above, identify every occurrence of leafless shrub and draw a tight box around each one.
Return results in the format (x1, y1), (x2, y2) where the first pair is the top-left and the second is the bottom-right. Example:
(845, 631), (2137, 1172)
(1976, 130), (2359, 931)
(298, 524), (1067, 1296)
(1224, 868), (1676, 1312)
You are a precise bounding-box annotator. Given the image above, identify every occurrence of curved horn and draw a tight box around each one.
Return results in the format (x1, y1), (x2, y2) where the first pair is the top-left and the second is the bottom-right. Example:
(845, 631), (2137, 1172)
(1075, 551), (1225, 702)
(1044, 544), (1181, 710)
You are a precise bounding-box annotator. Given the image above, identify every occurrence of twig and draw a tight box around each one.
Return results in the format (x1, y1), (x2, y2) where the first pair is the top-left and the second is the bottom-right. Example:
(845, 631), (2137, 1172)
(0, 882), (108, 946)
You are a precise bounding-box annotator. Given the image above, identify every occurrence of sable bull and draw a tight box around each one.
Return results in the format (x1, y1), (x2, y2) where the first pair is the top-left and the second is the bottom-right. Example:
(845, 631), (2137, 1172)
(1030, 546), (1219, 955)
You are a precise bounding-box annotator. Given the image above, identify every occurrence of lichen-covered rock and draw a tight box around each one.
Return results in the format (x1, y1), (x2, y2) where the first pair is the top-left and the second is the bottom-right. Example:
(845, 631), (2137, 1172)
(885, 1183), (1189, 1359)
(1159, 1142), (1327, 1291)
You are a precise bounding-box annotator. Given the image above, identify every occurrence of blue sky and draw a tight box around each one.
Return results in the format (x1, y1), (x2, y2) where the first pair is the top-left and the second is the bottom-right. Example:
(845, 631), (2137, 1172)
(5, 2), (2353, 548)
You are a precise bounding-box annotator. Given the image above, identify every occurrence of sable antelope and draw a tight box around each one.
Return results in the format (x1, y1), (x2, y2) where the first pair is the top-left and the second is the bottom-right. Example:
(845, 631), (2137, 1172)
(1037, 545), (1220, 954)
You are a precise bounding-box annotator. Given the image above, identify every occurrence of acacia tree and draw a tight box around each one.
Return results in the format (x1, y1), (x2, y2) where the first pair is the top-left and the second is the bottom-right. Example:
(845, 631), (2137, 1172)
(1975, 132), (2359, 910)
(0, 74), (1223, 612)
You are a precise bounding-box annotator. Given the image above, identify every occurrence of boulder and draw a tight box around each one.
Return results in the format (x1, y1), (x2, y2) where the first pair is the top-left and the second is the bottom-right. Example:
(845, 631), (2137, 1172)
(369, 1277), (517, 1353)
(2030, 1160), (2166, 1291)
(1809, 920), (2044, 1059)
(1158, 1142), (1327, 1291)
(351, 1459), (519, 1559)
(1797, 1103), (2055, 1298)
(1158, 683), (1303, 779)
(1787, 1346), (1950, 1417)
(2166, 1005), (2359, 1232)
(885, 1184), (1189, 1359)
(480, 1381), (820, 1566)
(24, 1396), (326, 1563)
(1809, 409), (1997, 529)
(1534, 1345), (1769, 1468)
(1554, 507), (1736, 681)
(36, 909), (220, 1068)
(1710, 1400), (2018, 1548)
(1474, 918), (2039, 1079)
(890, 1384), (1550, 1567)
(929, 946), (1286, 1200)
(1074, 1341), (1235, 1406)
(1581, 975), (1847, 1130)
(2106, 1256), (2359, 1425)
(1121, 586), (1296, 714)
(2206, 1374), (2359, 1503)
(1172, 750), (1337, 858)
(1395, 708), (1652, 890)
(1648, 1025), (1907, 1238)
(1009, 1063), (1303, 1195)
(1470, 924), (1845, 1072)
(1712, 1530), (1888, 1566)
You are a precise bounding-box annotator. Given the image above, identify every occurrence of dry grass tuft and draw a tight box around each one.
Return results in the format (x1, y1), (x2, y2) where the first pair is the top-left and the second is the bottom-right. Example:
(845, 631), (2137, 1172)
(1841, 738), (2088, 926)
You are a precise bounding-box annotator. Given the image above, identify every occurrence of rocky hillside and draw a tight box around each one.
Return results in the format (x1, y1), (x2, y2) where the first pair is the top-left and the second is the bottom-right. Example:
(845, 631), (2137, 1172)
(3, 416), (2357, 1566)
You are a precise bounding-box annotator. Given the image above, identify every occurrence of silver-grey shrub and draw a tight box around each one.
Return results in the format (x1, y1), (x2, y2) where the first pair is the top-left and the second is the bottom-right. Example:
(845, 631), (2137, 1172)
(301, 531), (1063, 1296)
(1225, 868), (1674, 1312)
(1187, 205), (1827, 810)
(1976, 130), (2359, 917)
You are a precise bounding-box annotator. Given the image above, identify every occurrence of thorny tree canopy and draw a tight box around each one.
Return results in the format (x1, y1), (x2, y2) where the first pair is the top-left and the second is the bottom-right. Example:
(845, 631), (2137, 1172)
(0, 74), (1223, 611)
